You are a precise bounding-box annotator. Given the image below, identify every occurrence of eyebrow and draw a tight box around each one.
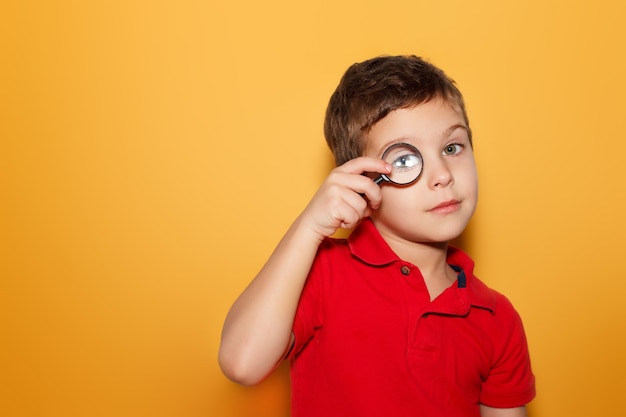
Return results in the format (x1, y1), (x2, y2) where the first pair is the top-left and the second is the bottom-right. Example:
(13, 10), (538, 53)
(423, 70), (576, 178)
(442, 123), (468, 138)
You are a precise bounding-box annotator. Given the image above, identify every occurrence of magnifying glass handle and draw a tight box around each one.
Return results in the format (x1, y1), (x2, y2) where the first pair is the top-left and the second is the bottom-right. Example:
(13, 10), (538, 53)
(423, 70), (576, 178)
(360, 175), (385, 199)
(373, 175), (386, 185)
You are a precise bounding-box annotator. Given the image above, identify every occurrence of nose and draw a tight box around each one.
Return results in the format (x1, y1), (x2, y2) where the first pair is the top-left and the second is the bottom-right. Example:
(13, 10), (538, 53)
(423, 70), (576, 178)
(424, 156), (453, 189)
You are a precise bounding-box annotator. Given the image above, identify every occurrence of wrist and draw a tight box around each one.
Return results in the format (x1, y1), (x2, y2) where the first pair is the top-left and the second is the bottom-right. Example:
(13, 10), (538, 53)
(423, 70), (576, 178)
(291, 214), (328, 246)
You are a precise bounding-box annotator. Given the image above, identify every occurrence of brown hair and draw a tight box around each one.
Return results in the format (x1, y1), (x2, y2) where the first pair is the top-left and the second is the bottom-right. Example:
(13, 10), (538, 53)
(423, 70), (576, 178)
(324, 55), (471, 166)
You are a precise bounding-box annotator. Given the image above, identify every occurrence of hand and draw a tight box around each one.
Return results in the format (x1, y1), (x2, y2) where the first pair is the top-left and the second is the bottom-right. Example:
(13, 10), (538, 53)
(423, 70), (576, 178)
(299, 157), (392, 240)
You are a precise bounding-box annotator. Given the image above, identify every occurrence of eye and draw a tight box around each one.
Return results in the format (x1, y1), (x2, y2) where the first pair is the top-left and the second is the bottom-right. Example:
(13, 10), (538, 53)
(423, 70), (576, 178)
(392, 153), (421, 171)
(443, 143), (463, 156)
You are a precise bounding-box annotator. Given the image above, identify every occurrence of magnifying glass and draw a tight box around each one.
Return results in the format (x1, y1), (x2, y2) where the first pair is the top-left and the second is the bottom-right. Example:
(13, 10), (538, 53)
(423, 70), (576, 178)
(373, 142), (423, 186)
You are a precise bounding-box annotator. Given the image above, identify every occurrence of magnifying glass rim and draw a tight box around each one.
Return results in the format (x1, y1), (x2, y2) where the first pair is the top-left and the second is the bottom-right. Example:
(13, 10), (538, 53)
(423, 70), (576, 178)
(379, 142), (423, 185)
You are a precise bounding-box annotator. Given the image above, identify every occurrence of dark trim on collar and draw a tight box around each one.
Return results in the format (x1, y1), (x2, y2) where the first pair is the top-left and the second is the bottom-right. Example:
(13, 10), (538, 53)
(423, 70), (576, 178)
(449, 264), (467, 288)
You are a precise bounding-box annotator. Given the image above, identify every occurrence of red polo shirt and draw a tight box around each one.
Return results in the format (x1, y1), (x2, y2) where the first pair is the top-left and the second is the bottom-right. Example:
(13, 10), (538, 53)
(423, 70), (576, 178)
(289, 218), (535, 417)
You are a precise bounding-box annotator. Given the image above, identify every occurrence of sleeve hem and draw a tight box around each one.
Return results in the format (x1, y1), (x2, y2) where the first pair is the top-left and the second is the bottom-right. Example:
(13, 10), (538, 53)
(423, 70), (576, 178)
(480, 387), (536, 408)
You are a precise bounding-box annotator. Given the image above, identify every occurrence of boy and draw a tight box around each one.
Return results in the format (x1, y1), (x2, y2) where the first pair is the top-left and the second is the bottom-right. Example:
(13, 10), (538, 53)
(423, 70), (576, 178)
(219, 55), (535, 417)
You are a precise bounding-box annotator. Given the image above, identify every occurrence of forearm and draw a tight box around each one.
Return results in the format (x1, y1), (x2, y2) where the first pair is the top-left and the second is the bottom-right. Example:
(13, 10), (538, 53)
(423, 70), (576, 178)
(218, 215), (323, 385)
(480, 405), (527, 417)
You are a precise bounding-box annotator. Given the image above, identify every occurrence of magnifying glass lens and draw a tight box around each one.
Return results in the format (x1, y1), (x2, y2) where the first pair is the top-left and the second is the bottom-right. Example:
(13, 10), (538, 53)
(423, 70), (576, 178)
(381, 143), (423, 185)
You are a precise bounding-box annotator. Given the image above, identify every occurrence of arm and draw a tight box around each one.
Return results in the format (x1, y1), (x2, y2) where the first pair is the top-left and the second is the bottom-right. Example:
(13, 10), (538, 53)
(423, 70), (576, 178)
(480, 405), (527, 417)
(218, 157), (391, 385)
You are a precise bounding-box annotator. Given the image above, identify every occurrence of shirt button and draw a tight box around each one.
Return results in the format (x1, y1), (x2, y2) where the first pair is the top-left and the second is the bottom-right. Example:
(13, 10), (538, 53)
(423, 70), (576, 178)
(400, 265), (411, 276)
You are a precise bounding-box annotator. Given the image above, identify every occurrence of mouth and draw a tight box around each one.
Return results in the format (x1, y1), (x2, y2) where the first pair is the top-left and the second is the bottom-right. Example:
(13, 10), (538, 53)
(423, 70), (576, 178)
(428, 200), (461, 214)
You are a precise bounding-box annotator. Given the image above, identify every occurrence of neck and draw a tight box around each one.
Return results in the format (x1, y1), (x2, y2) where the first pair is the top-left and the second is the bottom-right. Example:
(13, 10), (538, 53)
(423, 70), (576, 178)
(376, 230), (457, 300)
(385, 236), (449, 272)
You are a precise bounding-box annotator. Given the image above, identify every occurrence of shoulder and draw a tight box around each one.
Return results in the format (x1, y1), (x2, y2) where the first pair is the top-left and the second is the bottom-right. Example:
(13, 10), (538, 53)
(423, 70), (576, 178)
(469, 275), (524, 324)
(466, 277), (531, 369)
(315, 236), (350, 263)
(447, 247), (522, 320)
(305, 236), (352, 287)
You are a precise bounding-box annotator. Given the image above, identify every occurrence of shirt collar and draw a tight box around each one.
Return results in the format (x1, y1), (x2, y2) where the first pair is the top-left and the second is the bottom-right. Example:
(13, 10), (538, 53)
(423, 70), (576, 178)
(348, 218), (398, 266)
(348, 218), (496, 312)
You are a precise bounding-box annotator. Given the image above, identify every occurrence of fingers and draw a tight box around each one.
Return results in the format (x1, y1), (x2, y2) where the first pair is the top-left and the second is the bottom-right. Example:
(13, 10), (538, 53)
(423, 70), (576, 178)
(335, 156), (392, 178)
(301, 157), (391, 237)
(334, 157), (391, 208)
(329, 184), (370, 230)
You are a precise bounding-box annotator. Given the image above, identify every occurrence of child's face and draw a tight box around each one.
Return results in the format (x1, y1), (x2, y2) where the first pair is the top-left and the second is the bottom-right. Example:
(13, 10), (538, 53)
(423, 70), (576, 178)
(363, 99), (478, 245)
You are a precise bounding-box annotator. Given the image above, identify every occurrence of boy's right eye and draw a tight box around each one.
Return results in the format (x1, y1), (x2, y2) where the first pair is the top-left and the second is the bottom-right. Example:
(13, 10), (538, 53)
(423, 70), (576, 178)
(380, 142), (423, 185)
(392, 153), (421, 171)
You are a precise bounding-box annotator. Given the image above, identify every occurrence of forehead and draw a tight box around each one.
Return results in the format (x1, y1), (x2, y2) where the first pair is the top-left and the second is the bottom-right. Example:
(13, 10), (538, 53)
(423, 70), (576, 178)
(363, 99), (467, 157)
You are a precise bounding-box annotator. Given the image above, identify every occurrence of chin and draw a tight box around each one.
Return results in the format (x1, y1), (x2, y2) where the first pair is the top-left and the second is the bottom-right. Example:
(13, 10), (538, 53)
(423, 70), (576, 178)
(374, 214), (470, 245)
(422, 228), (466, 245)
(402, 229), (463, 246)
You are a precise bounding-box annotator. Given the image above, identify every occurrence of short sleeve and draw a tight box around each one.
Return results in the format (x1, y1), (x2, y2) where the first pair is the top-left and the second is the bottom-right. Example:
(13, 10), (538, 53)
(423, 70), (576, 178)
(480, 295), (536, 407)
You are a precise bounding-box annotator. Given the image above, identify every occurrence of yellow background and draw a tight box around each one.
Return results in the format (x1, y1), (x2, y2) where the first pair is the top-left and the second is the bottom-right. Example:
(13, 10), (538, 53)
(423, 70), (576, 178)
(2, 1), (625, 416)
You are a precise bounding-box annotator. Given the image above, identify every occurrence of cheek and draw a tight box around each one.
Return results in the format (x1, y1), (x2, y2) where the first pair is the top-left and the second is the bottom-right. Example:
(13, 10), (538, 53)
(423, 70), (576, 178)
(461, 172), (479, 215)
(462, 176), (478, 207)
(371, 189), (422, 238)
(458, 160), (478, 194)
(466, 173), (479, 196)
(471, 171), (479, 197)
(376, 186), (421, 218)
